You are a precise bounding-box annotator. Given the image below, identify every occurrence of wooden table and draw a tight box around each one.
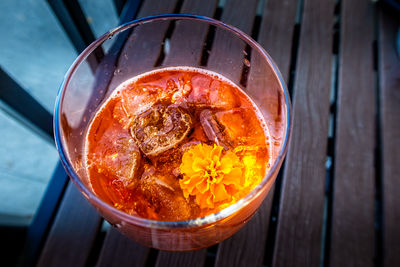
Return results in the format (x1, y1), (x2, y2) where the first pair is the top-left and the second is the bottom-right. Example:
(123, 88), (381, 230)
(16, 0), (399, 266)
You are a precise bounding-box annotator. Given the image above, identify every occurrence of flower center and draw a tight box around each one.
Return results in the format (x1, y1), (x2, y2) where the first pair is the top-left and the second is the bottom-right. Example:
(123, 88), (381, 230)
(205, 167), (218, 183)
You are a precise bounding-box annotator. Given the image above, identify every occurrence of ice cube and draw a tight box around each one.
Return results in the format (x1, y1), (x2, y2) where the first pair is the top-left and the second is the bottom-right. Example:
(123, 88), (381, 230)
(186, 75), (212, 106)
(131, 104), (192, 156)
(140, 167), (192, 220)
(112, 100), (132, 129)
(215, 108), (266, 145)
(150, 147), (182, 170)
(172, 82), (192, 106)
(120, 86), (159, 118)
(208, 82), (240, 109)
(95, 136), (141, 187)
(199, 109), (232, 149)
(215, 109), (247, 140)
(187, 76), (240, 109)
(188, 125), (208, 143)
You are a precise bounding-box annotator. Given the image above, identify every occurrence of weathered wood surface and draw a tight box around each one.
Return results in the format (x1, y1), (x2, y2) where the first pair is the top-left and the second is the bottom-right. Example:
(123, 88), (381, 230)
(330, 0), (376, 266)
(206, 0), (259, 84)
(272, 0), (335, 266)
(97, 228), (150, 267)
(379, 8), (400, 267)
(162, 0), (219, 66)
(37, 184), (102, 267)
(107, 0), (181, 91)
(155, 250), (207, 267)
(29, 1), (399, 266)
(214, 0), (298, 266)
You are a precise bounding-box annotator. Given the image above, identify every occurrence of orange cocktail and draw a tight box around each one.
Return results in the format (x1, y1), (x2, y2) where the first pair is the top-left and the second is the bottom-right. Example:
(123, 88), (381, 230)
(85, 67), (271, 221)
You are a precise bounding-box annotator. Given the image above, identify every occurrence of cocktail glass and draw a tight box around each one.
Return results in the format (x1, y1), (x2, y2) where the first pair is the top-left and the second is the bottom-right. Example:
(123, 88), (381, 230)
(54, 14), (292, 251)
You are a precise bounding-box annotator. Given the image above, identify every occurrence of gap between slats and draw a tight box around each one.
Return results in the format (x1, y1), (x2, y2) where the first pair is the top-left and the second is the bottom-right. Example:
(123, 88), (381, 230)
(320, 0), (341, 265)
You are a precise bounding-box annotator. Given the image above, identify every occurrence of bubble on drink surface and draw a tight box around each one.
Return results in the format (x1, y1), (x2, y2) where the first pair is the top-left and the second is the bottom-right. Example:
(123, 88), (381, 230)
(131, 104), (192, 156)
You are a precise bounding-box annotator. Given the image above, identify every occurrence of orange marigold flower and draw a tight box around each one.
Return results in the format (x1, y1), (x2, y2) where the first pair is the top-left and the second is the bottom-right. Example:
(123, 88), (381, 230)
(179, 143), (244, 209)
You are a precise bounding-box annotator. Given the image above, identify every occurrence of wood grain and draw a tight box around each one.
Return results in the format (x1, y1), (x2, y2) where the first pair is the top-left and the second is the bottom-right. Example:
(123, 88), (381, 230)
(215, 194), (273, 267)
(206, 0), (259, 84)
(256, 0), (299, 82)
(379, 8), (400, 267)
(107, 0), (180, 91)
(329, 0), (376, 266)
(214, 0), (298, 266)
(96, 228), (149, 267)
(37, 183), (103, 267)
(155, 250), (207, 267)
(162, 0), (218, 66)
(272, 0), (335, 266)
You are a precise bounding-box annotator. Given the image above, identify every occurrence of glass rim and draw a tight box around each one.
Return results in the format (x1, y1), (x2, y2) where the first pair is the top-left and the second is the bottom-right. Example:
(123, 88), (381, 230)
(54, 14), (292, 229)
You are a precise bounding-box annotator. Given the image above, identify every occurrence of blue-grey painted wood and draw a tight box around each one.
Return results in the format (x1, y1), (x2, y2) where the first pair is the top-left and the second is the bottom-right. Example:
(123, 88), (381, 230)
(0, 0), (77, 112)
(45, 0), (103, 72)
(17, 163), (68, 267)
(0, 68), (53, 139)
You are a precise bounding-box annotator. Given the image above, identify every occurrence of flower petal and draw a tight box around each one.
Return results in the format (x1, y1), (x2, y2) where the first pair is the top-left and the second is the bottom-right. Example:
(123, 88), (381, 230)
(196, 180), (209, 194)
(213, 184), (230, 202)
(206, 194), (214, 208)
(192, 158), (209, 172)
(211, 145), (223, 159)
(220, 157), (233, 174)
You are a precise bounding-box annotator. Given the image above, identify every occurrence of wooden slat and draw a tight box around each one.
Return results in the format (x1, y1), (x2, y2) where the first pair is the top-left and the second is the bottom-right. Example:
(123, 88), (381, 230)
(162, 0), (218, 66)
(215, 196), (272, 267)
(95, 1), (180, 265)
(379, 8), (400, 267)
(37, 183), (103, 267)
(97, 228), (149, 267)
(272, 0), (335, 266)
(329, 0), (376, 266)
(155, 250), (207, 267)
(206, 0), (259, 83)
(214, 0), (298, 266)
(108, 0), (180, 91)
(257, 0), (299, 82)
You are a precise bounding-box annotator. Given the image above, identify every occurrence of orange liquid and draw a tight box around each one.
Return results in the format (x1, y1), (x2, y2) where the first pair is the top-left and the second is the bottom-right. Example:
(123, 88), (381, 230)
(85, 67), (270, 221)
